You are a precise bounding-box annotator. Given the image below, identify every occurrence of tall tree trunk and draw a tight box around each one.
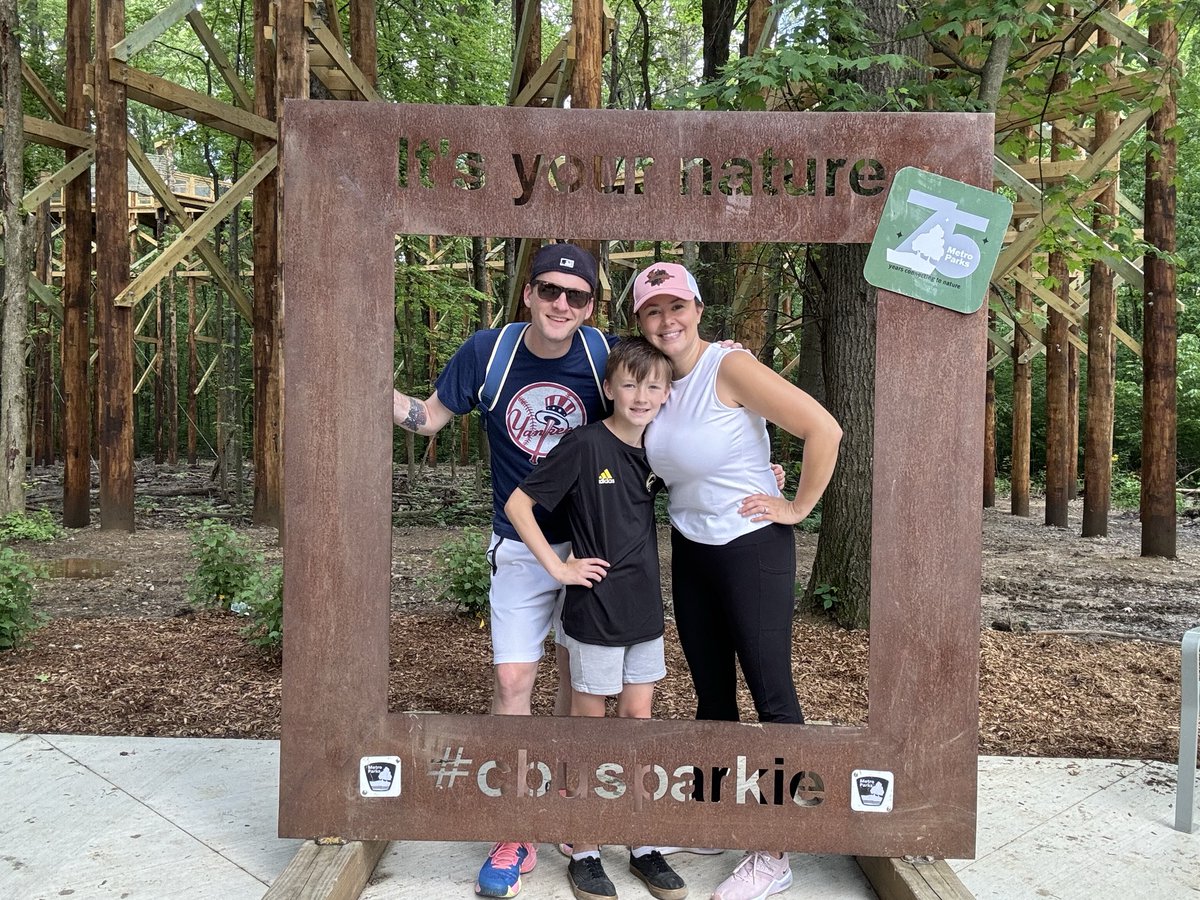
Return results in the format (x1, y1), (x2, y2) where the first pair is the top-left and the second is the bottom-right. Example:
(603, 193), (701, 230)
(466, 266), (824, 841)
(1141, 11), (1177, 558)
(33, 191), (54, 466)
(187, 278), (198, 465)
(95, 0), (135, 530)
(1011, 263), (1032, 517)
(62, 0), (92, 526)
(167, 272), (179, 465)
(984, 310), (996, 508)
(1082, 13), (1118, 537)
(806, 0), (920, 628)
(1043, 105), (1072, 528)
(0, 0), (33, 514)
(349, 0), (377, 86)
(253, 0), (282, 526)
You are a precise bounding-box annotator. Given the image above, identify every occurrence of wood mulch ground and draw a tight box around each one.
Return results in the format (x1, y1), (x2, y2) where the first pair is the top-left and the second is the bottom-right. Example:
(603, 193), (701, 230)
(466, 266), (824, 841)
(2, 461), (1197, 763)
(0, 611), (1185, 762)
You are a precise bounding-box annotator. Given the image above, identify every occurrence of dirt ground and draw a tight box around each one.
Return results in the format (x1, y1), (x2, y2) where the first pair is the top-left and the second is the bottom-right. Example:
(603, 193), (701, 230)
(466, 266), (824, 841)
(2, 461), (1198, 762)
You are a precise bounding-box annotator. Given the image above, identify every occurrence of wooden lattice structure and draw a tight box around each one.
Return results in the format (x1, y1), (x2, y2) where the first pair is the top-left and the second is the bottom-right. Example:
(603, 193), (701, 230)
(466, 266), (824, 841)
(1, 0), (1179, 552)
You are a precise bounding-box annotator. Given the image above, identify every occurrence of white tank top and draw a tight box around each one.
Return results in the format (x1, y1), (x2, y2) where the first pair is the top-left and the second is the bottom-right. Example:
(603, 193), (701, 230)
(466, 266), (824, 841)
(644, 343), (779, 545)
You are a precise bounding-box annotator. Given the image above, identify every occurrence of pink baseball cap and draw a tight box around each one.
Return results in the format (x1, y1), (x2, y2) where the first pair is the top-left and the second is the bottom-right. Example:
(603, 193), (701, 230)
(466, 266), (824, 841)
(632, 262), (702, 314)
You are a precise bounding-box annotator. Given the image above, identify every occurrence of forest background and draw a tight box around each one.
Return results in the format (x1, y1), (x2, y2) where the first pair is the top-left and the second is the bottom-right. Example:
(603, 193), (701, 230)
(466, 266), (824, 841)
(2, 0), (1198, 632)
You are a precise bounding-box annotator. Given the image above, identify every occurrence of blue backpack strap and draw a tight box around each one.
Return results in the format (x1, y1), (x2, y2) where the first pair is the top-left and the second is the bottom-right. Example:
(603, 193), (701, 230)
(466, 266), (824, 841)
(579, 326), (611, 413)
(478, 323), (529, 411)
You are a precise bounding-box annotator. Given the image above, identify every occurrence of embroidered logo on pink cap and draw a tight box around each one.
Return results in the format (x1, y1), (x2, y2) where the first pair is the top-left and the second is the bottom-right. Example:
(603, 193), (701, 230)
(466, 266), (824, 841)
(632, 263), (702, 313)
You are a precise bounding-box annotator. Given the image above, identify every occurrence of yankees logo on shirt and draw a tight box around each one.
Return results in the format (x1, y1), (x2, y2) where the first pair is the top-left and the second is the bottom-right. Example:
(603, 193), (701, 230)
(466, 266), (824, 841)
(506, 382), (586, 462)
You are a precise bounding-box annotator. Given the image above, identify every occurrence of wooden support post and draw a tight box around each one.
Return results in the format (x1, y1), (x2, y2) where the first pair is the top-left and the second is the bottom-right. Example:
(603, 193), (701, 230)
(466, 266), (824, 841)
(856, 855), (976, 900)
(263, 839), (388, 900)
(1067, 322), (1079, 500)
(1043, 106), (1071, 529)
(984, 308), (996, 508)
(253, 0), (282, 527)
(1011, 262), (1032, 517)
(510, 0), (542, 104)
(1141, 9), (1178, 558)
(570, 0), (604, 307)
(95, 0), (135, 531)
(1083, 9), (1119, 537)
(349, 0), (378, 87)
(167, 272), (179, 465)
(187, 277), (198, 464)
(33, 190), (54, 467)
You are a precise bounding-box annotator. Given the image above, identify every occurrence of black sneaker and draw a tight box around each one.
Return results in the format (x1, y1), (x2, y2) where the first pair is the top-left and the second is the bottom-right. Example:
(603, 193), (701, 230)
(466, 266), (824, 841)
(568, 854), (617, 900)
(629, 850), (688, 900)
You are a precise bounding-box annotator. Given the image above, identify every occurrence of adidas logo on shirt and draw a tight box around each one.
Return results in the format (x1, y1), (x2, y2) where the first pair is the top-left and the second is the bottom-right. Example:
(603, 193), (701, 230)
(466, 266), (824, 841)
(597, 468), (615, 485)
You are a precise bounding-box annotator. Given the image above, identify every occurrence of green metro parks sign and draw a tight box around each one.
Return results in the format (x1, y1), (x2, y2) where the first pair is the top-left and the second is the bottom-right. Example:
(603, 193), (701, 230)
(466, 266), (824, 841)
(864, 166), (1013, 314)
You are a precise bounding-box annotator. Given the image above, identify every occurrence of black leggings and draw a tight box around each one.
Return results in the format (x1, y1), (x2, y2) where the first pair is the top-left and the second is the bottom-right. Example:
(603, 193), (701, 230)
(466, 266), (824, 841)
(671, 524), (804, 724)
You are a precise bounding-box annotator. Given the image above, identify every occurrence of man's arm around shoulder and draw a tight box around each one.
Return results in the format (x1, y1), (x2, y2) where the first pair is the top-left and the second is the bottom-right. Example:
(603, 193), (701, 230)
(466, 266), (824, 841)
(393, 389), (454, 437)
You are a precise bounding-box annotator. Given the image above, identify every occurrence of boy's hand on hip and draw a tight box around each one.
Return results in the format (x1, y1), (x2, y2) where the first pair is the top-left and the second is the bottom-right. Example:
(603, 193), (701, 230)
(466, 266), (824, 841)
(556, 556), (610, 587)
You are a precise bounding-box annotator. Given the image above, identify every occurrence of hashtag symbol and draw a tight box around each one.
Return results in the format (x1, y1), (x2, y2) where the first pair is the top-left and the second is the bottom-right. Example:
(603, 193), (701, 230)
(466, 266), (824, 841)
(428, 746), (473, 788)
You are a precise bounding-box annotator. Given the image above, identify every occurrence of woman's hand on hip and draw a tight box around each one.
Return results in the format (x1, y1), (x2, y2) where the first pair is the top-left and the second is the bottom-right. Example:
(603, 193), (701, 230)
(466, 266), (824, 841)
(739, 492), (813, 526)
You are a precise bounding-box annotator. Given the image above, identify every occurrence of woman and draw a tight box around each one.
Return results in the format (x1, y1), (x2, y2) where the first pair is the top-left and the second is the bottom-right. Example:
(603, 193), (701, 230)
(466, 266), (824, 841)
(634, 262), (842, 900)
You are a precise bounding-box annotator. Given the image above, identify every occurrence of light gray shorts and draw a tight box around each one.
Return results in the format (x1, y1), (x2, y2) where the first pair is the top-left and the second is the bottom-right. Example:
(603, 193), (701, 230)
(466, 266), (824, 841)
(487, 533), (569, 665)
(560, 632), (666, 697)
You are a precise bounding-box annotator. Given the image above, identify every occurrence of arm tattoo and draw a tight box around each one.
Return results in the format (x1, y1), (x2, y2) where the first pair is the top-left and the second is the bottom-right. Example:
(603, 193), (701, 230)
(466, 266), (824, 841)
(400, 399), (428, 432)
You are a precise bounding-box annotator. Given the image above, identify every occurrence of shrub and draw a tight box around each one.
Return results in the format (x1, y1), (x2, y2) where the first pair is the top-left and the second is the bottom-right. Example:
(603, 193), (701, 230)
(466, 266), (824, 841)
(237, 565), (284, 653)
(0, 509), (62, 543)
(0, 547), (42, 650)
(427, 529), (491, 625)
(185, 519), (258, 611)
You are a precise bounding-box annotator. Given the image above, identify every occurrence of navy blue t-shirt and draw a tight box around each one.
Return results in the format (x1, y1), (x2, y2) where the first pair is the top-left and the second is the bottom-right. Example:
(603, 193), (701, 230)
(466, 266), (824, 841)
(435, 327), (617, 542)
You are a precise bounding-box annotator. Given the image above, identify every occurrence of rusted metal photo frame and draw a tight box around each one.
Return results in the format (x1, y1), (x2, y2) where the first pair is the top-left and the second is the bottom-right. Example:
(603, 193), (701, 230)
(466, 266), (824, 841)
(280, 103), (990, 857)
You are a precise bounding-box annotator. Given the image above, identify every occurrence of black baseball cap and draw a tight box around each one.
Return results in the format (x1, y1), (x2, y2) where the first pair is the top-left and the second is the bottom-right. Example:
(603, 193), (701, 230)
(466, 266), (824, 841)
(530, 242), (598, 294)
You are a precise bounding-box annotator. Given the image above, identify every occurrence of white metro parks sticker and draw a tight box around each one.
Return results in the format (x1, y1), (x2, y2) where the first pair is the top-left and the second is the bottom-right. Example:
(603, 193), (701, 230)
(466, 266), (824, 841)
(850, 769), (893, 812)
(360, 756), (402, 798)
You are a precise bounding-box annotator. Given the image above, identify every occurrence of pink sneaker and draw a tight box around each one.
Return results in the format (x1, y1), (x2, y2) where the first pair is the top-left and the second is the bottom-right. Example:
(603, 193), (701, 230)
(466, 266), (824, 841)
(711, 850), (792, 900)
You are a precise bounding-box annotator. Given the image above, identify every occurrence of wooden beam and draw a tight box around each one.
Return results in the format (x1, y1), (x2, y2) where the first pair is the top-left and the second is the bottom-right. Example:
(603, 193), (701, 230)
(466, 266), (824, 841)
(1010, 264), (1082, 326)
(304, 6), (383, 102)
(512, 37), (568, 108)
(186, 9), (255, 110)
(27, 272), (63, 321)
(856, 856), (976, 900)
(115, 148), (277, 309)
(997, 72), (1155, 132)
(110, 0), (197, 61)
(125, 138), (253, 321)
(108, 59), (278, 141)
(21, 60), (66, 123)
(0, 109), (93, 150)
(509, 0), (541, 103)
(994, 104), (1153, 281)
(1094, 6), (1151, 54)
(23, 151), (94, 209)
(263, 840), (389, 900)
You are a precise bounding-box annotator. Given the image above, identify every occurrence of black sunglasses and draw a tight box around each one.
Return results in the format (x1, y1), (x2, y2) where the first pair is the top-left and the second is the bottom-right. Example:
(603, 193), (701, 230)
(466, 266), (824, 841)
(531, 279), (593, 309)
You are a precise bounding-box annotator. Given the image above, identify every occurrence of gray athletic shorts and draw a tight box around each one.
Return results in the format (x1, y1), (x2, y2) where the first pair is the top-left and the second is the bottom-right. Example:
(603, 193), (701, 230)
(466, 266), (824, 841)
(560, 632), (666, 697)
(487, 533), (569, 665)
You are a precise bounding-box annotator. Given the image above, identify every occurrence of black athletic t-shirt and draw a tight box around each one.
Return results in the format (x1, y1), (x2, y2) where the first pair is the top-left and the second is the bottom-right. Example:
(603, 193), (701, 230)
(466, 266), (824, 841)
(519, 422), (665, 646)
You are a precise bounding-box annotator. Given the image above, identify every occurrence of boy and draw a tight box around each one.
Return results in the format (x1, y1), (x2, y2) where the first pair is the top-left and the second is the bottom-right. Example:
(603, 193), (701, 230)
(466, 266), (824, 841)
(505, 338), (688, 900)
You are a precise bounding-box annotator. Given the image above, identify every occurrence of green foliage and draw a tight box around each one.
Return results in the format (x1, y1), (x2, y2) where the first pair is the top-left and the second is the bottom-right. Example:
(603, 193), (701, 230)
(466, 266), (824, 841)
(185, 519), (259, 611)
(810, 581), (839, 613)
(236, 565), (284, 653)
(426, 530), (491, 624)
(0, 548), (43, 651)
(1110, 470), (1143, 510)
(0, 509), (63, 543)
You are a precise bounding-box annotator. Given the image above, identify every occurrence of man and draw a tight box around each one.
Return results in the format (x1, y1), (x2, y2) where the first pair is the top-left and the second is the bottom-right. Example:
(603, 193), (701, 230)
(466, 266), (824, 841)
(393, 241), (611, 898)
